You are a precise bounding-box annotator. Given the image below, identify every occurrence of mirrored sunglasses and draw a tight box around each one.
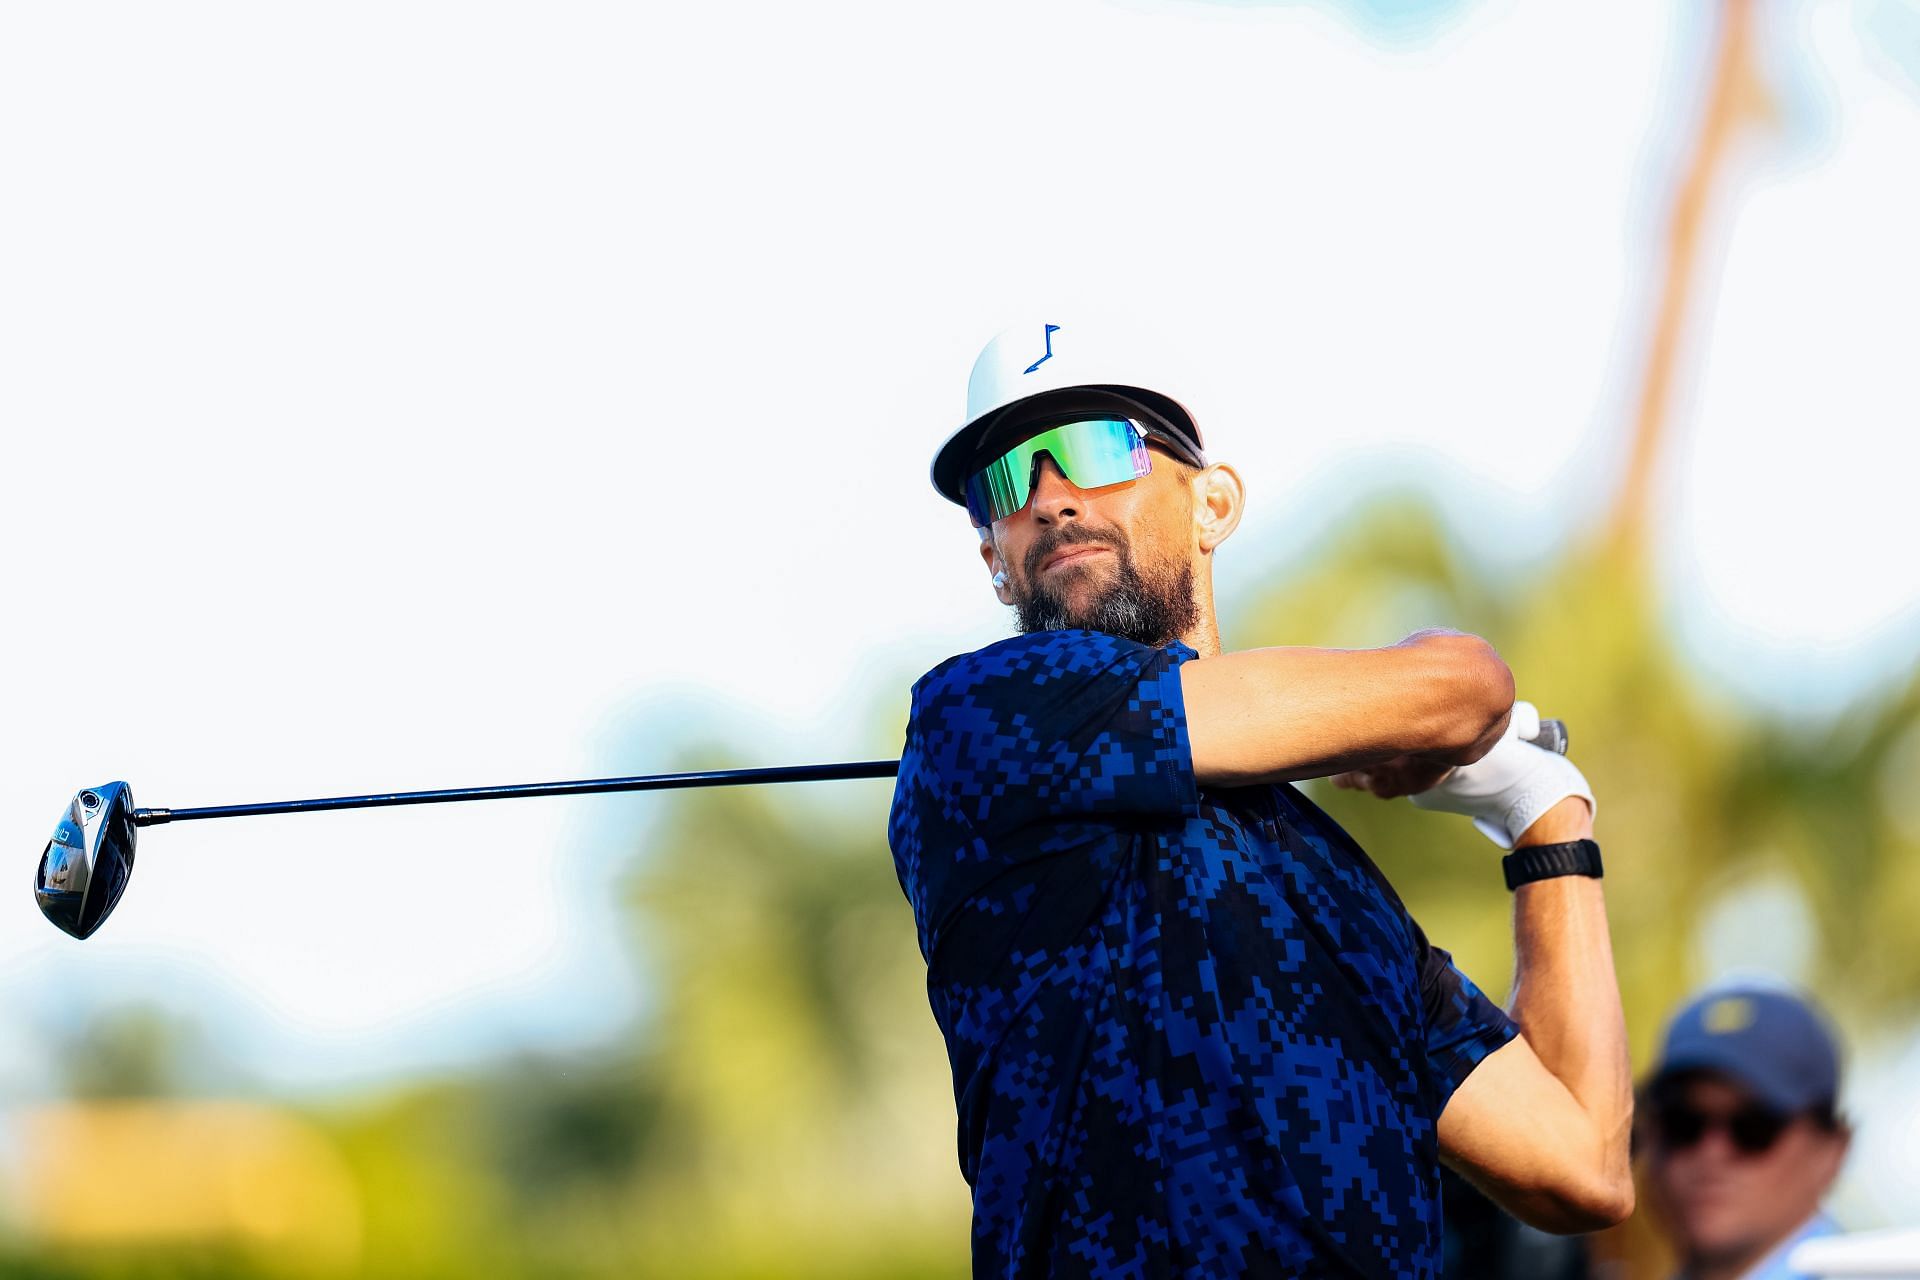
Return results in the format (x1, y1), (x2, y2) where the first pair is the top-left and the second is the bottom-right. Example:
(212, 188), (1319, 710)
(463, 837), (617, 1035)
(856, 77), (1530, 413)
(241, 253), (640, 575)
(963, 418), (1152, 527)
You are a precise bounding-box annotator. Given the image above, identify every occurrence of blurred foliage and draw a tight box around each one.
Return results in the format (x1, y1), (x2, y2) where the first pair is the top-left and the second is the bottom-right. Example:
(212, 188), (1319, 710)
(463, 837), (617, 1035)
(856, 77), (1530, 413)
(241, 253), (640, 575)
(1239, 499), (1920, 1056)
(50, 1008), (212, 1100)
(5, 505), (1915, 1280)
(0, 1249), (267, 1279)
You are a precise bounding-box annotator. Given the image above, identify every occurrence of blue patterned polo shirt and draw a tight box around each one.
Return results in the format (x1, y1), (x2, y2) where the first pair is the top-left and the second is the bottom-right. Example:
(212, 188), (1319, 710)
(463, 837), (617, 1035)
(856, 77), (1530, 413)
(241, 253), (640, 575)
(887, 629), (1517, 1279)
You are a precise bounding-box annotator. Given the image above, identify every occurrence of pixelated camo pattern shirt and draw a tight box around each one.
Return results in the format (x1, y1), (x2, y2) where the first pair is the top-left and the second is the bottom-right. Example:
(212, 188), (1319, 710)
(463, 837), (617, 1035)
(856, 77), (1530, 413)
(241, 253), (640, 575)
(887, 631), (1517, 1280)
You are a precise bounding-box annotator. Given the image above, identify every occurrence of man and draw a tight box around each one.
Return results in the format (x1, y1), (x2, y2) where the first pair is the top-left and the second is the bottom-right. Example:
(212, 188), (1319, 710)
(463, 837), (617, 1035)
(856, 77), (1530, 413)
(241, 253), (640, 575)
(1641, 984), (1851, 1280)
(887, 320), (1634, 1278)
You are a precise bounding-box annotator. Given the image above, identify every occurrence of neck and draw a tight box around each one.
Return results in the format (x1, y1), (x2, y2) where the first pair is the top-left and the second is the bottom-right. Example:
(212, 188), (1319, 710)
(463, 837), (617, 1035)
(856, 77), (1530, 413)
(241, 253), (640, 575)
(1180, 613), (1223, 657)
(1181, 570), (1223, 657)
(1686, 1254), (1762, 1280)
(1683, 1213), (1823, 1280)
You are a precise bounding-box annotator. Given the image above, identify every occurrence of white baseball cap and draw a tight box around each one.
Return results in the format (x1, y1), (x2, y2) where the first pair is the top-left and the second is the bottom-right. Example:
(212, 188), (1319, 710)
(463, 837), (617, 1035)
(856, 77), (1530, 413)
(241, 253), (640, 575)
(929, 318), (1207, 508)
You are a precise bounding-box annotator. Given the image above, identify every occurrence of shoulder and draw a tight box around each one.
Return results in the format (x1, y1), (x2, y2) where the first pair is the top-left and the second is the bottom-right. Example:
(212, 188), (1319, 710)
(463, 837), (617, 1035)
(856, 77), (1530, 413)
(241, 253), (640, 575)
(910, 630), (1193, 708)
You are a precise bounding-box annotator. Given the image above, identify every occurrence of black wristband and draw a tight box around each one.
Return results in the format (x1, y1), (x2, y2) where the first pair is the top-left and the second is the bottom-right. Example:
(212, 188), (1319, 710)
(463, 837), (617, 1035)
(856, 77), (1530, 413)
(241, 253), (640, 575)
(1502, 839), (1603, 891)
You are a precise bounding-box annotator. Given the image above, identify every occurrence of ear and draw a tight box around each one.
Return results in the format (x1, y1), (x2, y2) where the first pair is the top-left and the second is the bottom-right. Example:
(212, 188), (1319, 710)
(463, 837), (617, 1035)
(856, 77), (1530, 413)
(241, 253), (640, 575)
(979, 529), (1014, 605)
(1191, 462), (1245, 553)
(1817, 1125), (1853, 1192)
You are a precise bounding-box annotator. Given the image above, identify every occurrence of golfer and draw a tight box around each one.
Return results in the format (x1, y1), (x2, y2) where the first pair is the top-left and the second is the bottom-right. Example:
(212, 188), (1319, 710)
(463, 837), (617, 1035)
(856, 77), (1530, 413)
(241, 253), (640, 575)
(887, 320), (1634, 1279)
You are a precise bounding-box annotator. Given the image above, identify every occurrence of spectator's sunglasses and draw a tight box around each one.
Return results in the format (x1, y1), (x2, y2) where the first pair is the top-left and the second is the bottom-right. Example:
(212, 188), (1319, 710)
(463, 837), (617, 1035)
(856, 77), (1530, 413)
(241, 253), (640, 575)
(964, 418), (1153, 527)
(1654, 1101), (1792, 1156)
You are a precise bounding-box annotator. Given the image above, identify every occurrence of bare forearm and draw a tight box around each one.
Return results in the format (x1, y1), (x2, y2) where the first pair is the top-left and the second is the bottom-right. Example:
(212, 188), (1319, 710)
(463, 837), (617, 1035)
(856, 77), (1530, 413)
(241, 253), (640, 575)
(1507, 802), (1633, 1212)
(1182, 629), (1514, 787)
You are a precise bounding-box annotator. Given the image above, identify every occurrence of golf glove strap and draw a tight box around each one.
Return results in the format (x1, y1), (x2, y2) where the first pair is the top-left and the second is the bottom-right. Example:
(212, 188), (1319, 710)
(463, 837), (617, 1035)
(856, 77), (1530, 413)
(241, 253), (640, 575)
(1409, 701), (1595, 849)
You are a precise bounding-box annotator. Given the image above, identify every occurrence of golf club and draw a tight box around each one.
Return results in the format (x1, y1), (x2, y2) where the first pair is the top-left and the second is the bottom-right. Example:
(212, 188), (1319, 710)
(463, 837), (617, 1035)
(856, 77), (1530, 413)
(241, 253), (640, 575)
(35, 721), (1568, 941)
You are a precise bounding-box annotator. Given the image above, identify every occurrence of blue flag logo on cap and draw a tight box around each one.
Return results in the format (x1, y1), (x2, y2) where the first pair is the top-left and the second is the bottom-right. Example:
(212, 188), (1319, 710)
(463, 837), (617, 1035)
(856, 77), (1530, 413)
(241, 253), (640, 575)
(1023, 324), (1060, 375)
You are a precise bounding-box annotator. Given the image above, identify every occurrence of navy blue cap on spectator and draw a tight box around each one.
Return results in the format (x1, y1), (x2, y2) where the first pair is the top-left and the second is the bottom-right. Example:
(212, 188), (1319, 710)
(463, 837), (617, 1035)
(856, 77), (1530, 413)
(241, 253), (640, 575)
(1649, 984), (1842, 1114)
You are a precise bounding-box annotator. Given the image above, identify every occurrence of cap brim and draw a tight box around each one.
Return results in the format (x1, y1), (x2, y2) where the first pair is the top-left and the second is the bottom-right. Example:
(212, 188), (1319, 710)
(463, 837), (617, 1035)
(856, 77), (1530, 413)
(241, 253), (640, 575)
(930, 386), (1205, 508)
(1648, 1045), (1827, 1114)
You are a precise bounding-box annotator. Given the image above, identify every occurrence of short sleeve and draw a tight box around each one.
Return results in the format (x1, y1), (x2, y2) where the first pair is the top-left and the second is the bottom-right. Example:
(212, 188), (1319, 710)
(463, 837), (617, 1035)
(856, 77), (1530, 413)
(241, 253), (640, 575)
(904, 629), (1199, 840)
(1419, 942), (1519, 1102)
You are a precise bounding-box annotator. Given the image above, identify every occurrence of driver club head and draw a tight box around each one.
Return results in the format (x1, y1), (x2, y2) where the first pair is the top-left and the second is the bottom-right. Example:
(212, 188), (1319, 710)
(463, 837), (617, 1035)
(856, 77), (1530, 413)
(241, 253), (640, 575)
(36, 782), (138, 940)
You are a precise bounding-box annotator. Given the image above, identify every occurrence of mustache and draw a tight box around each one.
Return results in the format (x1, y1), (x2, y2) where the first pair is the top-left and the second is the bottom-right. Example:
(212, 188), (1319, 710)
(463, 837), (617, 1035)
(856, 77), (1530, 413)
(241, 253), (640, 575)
(1022, 525), (1125, 581)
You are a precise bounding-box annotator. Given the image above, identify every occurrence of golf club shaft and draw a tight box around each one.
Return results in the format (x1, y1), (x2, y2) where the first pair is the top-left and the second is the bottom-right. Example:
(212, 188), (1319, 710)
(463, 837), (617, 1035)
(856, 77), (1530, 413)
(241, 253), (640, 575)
(132, 760), (902, 826)
(126, 719), (1568, 828)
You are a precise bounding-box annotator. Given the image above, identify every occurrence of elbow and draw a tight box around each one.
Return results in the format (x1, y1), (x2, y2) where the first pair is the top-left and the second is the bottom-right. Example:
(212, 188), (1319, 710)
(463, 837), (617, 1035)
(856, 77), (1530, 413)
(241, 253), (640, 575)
(1564, 1176), (1636, 1234)
(1408, 631), (1514, 759)
(1530, 1171), (1636, 1236)
(1599, 1178), (1638, 1230)
(1460, 636), (1517, 753)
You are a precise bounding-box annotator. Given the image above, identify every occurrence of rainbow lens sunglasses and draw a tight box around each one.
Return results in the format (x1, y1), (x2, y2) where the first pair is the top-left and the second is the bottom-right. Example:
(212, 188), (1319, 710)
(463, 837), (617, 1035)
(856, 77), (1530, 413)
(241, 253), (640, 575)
(963, 418), (1153, 527)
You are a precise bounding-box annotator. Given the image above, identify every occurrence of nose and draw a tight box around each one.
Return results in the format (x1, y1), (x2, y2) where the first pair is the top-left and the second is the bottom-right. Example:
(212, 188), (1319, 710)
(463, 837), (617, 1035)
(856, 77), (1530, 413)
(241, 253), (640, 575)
(1026, 453), (1082, 524)
(1674, 1126), (1741, 1170)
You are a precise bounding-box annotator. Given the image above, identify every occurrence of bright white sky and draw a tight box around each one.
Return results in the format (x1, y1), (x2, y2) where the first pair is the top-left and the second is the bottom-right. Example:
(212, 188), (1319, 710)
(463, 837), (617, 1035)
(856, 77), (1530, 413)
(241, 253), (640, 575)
(2, 0), (1918, 1200)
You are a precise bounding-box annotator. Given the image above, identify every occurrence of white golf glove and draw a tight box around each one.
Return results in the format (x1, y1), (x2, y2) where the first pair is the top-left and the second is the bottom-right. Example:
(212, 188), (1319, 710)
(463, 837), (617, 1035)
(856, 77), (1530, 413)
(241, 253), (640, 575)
(1409, 701), (1594, 849)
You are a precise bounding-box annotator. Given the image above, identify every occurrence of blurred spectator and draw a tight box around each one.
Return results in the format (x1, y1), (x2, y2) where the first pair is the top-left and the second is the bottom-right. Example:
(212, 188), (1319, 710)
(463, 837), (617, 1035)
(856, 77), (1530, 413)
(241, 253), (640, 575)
(1639, 983), (1849, 1280)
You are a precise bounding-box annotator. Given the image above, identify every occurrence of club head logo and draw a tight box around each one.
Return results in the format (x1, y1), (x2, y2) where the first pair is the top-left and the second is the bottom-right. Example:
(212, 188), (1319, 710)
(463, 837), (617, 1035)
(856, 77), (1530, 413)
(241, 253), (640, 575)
(1023, 324), (1060, 375)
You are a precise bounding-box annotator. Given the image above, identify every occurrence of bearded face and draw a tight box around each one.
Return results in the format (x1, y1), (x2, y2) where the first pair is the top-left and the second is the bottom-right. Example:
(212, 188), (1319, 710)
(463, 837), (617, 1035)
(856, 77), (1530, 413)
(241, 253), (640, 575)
(1011, 521), (1197, 649)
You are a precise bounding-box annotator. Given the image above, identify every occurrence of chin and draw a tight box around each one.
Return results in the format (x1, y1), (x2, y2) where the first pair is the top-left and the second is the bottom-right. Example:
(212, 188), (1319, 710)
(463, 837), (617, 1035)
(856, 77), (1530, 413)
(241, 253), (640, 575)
(1678, 1208), (1761, 1259)
(1050, 558), (1115, 586)
(1043, 576), (1112, 612)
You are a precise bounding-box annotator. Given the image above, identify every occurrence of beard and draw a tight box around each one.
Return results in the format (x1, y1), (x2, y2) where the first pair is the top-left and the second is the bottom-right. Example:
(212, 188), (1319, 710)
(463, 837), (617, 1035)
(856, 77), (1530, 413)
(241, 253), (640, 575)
(1013, 525), (1198, 649)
